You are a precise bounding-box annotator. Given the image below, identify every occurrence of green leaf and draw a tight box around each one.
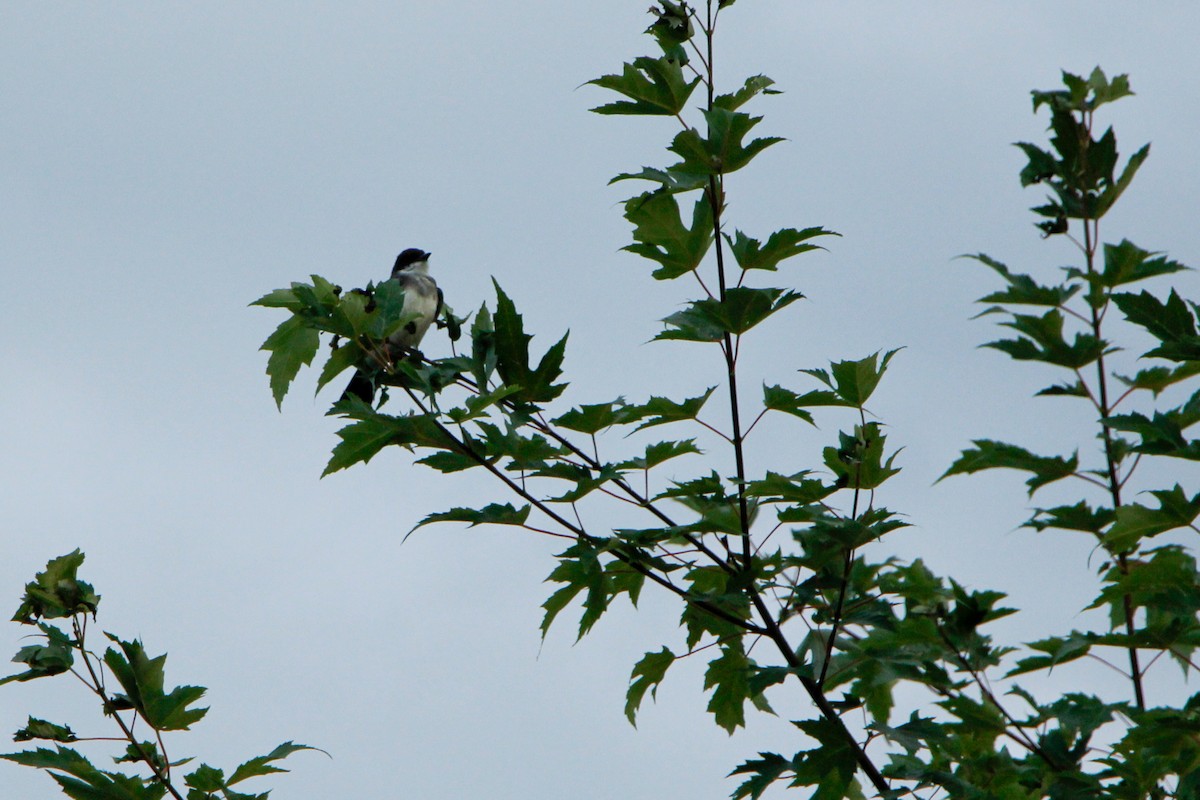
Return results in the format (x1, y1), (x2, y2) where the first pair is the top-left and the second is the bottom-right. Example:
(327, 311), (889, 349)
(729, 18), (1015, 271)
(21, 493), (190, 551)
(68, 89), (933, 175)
(1025, 501), (1115, 535)
(12, 549), (99, 623)
(185, 764), (226, 792)
(414, 451), (481, 474)
(588, 55), (700, 116)
(2, 623), (75, 685)
(745, 471), (835, 505)
(0, 745), (167, 800)
(470, 303), (497, 389)
(725, 227), (837, 272)
(1105, 392), (1200, 460)
(13, 717), (77, 743)
(657, 287), (803, 342)
(103, 636), (208, 731)
(1094, 143), (1150, 218)
(491, 281), (568, 403)
(228, 742), (323, 786)
(1115, 363), (1200, 398)
(609, 166), (709, 194)
(622, 191), (714, 280)
(529, 331), (570, 403)
(622, 387), (716, 431)
(315, 341), (362, 396)
(713, 75), (779, 111)
(250, 286), (303, 311)
(410, 503), (532, 536)
(553, 401), (626, 434)
(730, 752), (790, 800)
(1104, 485), (1200, 552)
(668, 108), (784, 176)
(1093, 239), (1188, 288)
(1113, 289), (1200, 362)
(761, 384), (816, 423)
(817, 350), (899, 407)
(984, 309), (1107, 369)
(624, 647), (675, 725)
(260, 315), (321, 410)
(822, 423), (901, 491)
(788, 719), (862, 800)
(964, 253), (1080, 306)
(323, 412), (459, 476)
(492, 279), (533, 392)
(941, 440), (1078, 495)
(540, 541), (608, 641)
(704, 644), (752, 733)
(618, 439), (702, 470)
(1008, 633), (1094, 677)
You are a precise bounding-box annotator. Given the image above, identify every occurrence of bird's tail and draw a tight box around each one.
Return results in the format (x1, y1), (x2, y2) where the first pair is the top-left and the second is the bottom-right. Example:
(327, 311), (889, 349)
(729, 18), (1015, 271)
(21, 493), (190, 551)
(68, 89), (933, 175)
(340, 369), (376, 404)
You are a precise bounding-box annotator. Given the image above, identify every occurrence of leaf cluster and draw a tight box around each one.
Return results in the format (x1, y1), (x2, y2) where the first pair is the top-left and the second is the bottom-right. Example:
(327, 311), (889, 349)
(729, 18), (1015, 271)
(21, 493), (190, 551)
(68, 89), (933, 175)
(2, 552), (319, 800)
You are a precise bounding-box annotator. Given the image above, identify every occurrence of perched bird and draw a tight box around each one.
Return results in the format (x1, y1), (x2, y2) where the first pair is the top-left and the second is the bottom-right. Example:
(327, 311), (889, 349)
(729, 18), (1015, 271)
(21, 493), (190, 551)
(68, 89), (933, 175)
(341, 248), (443, 403)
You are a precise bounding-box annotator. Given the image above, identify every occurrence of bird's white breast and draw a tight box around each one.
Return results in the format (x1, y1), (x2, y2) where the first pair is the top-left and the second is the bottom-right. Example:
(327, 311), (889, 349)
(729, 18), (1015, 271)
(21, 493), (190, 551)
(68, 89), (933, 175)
(389, 271), (439, 349)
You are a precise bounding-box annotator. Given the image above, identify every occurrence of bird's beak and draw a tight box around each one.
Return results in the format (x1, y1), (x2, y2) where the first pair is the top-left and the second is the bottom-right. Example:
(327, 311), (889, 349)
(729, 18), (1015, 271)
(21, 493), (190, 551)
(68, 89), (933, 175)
(423, 251), (432, 260)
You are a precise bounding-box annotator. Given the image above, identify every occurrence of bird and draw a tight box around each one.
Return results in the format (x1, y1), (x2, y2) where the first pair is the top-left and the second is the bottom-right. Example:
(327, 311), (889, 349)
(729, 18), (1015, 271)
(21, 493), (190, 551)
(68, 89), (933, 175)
(341, 248), (443, 403)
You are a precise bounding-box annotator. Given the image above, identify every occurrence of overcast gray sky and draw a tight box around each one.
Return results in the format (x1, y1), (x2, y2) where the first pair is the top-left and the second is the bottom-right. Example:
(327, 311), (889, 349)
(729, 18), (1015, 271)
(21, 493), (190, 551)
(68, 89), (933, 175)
(3, 3), (1199, 798)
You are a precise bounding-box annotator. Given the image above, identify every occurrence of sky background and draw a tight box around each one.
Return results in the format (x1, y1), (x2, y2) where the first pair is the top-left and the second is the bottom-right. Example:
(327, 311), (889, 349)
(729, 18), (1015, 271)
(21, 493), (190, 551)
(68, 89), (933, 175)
(3, 2), (1200, 798)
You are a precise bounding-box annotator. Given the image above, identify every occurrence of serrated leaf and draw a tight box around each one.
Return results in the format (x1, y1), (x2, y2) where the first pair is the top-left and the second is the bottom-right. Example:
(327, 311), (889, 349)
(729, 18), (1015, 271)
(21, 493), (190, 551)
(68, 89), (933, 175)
(963, 252), (1080, 306)
(540, 542), (608, 641)
(984, 309), (1107, 369)
(618, 439), (702, 470)
(1025, 501), (1115, 535)
(730, 752), (790, 800)
(103, 636), (208, 731)
(1094, 143), (1150, 218)
(1113, 289), (1200, 362)
(491, 279), (532, 392)
(822, 423), (901, 490)
(13, 717), (77, 743)
(1104, 485), (1200, 552)
(704, 644), (752, 733)
(1116, 363), (1200, 397)
(725, 227), (837, 272)
(1008, 632), (1093, 676)
(250, 286), (303, 311)
(228, 742), (323, 786)
(622, 387), (716, 431)
(323, 412), (458, 476)
(668, 108), (784, 176)
(588, 55), (700, 116)
(826, 350), (899, 407)
(411, 503), (532, 536)
(470, 303), (497, 389)
(1105, 392), (1200, 460)
(941, 440), (1078, 495)
(2, 624), (76, 685)
(553, 401), (626, 434)
(12, 549), (99, 623)
(622, 191), (714, 280)
(261, 315), (321, 409)
(185, 763), (227, 792)
(713, 75), (777, 111)
(490, 281), (568, 403)
(625, 647), (675, 725)
(657, 288), (803, 342)
(1096, 239), (1188, 288)
(761, 384), (817, 422)
(744, 471), (834, 505)
(315, 342), (362, 396)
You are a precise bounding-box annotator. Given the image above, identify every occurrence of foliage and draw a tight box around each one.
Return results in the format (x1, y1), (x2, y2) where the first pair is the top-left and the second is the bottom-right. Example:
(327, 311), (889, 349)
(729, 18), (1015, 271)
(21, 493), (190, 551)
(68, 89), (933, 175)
(2, 551), (320, 799)
(253, 6), (1199, 800)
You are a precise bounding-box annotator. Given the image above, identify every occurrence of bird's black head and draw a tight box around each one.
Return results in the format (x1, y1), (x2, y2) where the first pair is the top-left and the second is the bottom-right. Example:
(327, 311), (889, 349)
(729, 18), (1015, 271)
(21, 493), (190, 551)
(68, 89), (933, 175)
(394, 248), (431, 272)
